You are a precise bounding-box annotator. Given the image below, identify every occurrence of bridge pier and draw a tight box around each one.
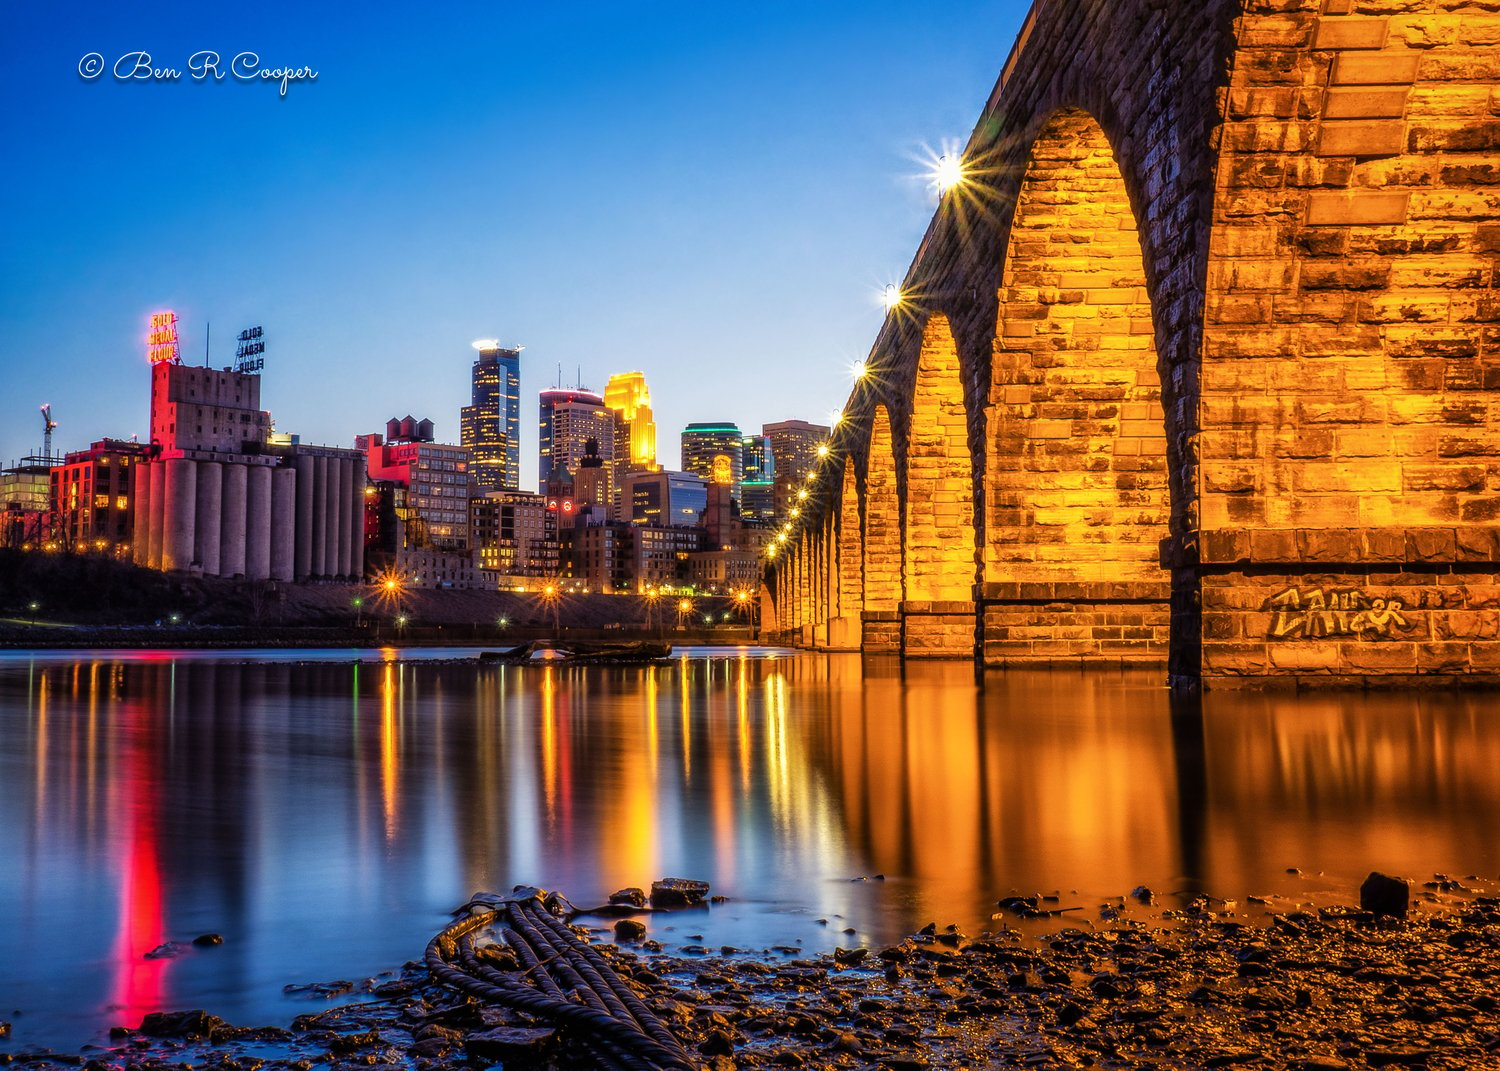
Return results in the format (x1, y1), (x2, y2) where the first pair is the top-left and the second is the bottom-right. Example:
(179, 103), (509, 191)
(1197, 529), (1500, 687)
(862, 610), (901, 654)
(826, 614), (861, 652)
(901, 601), (975, 659)
(977, 582), (1173, 668)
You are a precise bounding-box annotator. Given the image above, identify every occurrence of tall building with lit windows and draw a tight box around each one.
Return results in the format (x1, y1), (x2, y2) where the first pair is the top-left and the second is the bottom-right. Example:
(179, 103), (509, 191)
(604, 371), (658, 470)
(764, 419), (829, 517)
(460, 340), (522, 492)
(739, 433), (775, 524)
(538, 388), (614, 494)
(680, 423), (744, 489)
(362, 419), (475, 588)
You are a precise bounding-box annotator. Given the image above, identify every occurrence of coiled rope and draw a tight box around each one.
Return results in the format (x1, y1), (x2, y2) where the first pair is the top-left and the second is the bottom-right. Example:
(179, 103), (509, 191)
(424, 887), (697, 1071)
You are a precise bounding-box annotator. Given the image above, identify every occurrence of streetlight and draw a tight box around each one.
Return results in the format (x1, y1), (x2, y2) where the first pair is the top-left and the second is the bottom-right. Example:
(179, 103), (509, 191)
(352, 596), (363, 628)
(932, 153), (967, 196)
(881, 284), (904, 311)
(28, 601), (39, 626)
(539, 583), (562, 637)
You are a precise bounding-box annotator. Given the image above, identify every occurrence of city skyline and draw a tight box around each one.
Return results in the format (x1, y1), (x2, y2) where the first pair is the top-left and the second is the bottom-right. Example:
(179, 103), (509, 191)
(0, 0), (1028, 470)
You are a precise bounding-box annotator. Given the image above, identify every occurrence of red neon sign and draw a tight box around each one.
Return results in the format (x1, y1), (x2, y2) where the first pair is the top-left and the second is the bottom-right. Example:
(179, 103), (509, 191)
(147, 310), (180, 364)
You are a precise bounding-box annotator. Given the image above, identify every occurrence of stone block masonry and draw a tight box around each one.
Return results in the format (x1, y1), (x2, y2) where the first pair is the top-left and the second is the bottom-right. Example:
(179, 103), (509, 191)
(765, 0), (1500, 687)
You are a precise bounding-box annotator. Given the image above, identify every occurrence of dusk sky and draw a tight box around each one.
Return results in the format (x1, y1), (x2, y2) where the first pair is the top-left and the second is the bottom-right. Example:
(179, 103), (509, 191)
(1, 1), (1027, 478)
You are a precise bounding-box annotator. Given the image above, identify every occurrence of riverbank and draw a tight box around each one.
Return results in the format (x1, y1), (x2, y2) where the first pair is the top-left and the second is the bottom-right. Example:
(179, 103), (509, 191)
(6, 877), (1495, 1071)
(0, 550), (757, 647)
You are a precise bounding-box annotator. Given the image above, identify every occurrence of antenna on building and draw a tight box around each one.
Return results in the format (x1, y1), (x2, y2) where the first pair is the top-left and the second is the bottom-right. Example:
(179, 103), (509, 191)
(556, 362), (563, 388)
(39, 404), (57, 460)
(205, 321), (211, 366)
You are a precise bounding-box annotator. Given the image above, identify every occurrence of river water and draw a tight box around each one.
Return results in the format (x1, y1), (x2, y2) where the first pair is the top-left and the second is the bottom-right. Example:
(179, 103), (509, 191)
(1, 647), (1497, 1051)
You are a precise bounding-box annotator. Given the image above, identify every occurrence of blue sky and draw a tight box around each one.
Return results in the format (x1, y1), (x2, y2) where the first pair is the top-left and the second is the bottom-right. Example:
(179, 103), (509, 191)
(0, 0), (1027, 477)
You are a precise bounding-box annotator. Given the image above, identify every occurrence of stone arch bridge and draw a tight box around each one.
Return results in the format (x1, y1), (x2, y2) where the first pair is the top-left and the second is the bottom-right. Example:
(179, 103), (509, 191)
(765, 0), (1500, 686)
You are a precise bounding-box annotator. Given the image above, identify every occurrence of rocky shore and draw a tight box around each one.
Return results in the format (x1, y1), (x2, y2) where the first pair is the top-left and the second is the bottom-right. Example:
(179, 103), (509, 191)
(3, 876), (1497, 1071)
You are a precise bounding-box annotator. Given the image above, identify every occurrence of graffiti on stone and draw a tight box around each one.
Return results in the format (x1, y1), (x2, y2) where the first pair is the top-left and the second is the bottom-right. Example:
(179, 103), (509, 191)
(1265, 586), (1413, 640)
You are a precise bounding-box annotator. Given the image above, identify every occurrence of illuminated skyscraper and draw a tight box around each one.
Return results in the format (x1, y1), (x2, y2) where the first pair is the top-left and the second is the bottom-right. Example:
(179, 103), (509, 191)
(739, 433), (775, 525)
(764, 419), (829, 517)
(680, 423), (744, 488)
(604, 371), (658, 471)
(461, 340), (522, 492)
(539, 388), (614, 494)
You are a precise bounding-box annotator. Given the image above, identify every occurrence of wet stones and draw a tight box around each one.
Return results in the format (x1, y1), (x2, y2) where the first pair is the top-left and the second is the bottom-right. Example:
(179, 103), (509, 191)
(608, 887), (648, 909)
(464, 1025), (556, 1063)
(651, 878), (711, 908)
(1361, 872), (1411, 919)
(614, 918), (648, 941)
(137, 1010), (227, 1038)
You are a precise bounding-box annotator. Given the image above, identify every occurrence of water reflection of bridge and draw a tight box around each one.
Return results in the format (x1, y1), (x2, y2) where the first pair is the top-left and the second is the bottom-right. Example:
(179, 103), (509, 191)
(764, 0), (1500, 687)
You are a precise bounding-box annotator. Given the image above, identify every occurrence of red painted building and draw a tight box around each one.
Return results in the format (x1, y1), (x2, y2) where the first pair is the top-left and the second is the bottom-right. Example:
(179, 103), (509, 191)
(49, 439), (153, 555)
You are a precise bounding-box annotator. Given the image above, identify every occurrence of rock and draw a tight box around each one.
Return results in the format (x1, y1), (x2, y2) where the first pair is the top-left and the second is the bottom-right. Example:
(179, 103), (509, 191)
(191, 933), (223, 947)
(1360, 872), (1409, 918)
(464, 1025), (556, 1062)
(1057, 1001), (1087, 1027)
(609, 887), (647, 908)
(327, 1029), (379, 1053)
(614, 919), (647, 941)
(143, 942), (189, 960)
(138, 1010), (227, 1038)
(1363, 1050), (1434, 1068)
(698, 1028), (735, 1056)
(1130, 885), (1155, 905)
(283, 979), (355, 998)
(832, 947), (868, 967)
(651, 878), (710, 908)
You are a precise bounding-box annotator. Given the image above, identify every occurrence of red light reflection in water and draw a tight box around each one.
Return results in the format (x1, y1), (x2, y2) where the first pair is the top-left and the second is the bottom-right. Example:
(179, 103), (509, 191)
(109, 699), (166, 1020)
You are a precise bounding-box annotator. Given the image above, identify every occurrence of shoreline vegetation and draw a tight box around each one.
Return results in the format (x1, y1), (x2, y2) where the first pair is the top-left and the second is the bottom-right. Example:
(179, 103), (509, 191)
(3, 875), (1497, 1071)
(0, 549), (756, 648)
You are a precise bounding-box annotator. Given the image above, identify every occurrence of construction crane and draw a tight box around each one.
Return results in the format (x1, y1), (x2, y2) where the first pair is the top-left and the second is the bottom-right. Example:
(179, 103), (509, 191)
(40, 403), (57, 459)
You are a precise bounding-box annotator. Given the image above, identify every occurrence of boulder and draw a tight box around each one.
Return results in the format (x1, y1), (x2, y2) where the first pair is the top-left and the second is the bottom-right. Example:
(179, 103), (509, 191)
(650, 877), (710, 908)
(138, 1010), (227, 1038)
(1360, 872), (1409, 918)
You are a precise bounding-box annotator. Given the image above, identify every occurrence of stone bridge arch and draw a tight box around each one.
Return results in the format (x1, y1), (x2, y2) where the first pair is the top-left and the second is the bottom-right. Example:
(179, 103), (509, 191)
(767, 0), (1500, 686)
(904, 313), (980, 656)
(827, 459), (864, 651)
(983, 108), (1173, 665)
(862, 403), (903, 652)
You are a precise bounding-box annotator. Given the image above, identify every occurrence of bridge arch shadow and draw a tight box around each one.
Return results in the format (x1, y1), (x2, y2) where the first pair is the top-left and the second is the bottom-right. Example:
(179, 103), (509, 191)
(981, 108), (1173, 666)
